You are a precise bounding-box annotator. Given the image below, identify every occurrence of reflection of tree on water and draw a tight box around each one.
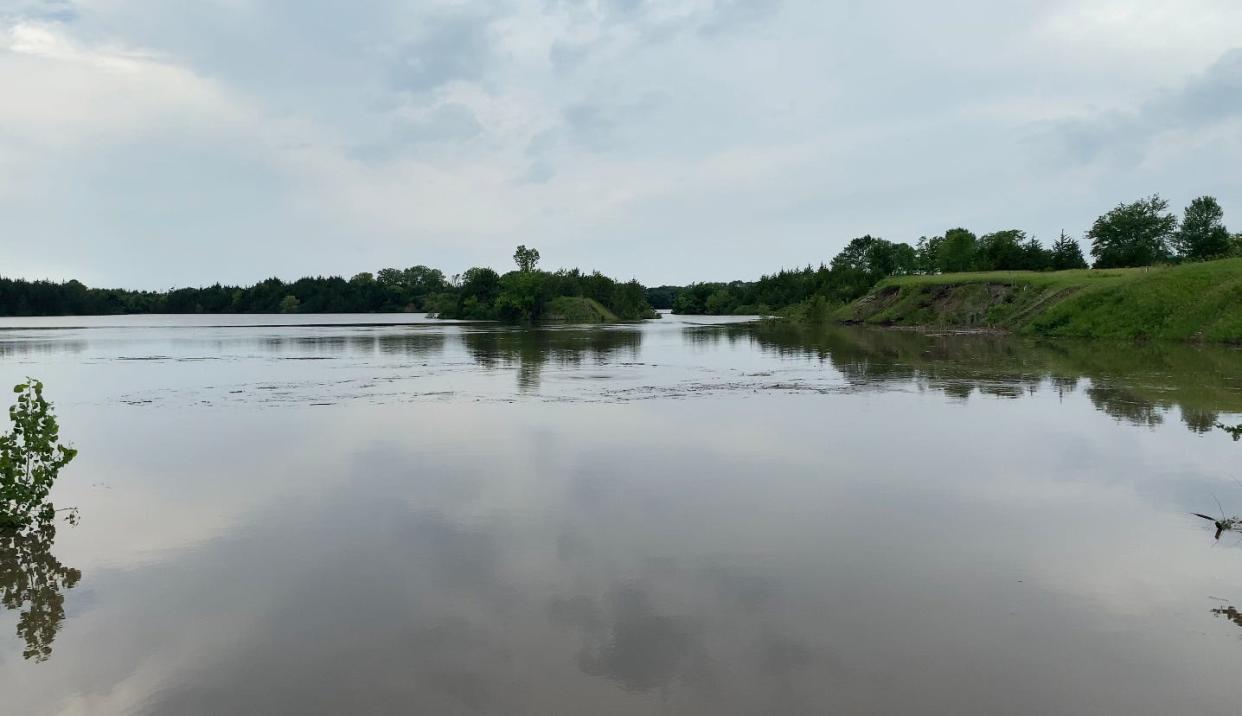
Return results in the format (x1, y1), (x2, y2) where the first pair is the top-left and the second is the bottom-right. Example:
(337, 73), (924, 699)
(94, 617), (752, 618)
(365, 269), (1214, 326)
(462, 327), (642, 392)
(1085, 386), (1165, 428)
(258, 332), (446, 358)
(0, 525), (80, 662)
(713, 321), (1242, 435)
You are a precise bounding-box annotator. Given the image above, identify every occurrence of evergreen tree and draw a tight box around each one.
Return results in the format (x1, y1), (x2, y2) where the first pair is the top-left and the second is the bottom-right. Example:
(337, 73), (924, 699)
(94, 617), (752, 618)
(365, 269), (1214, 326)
(1050, 231), (1088, 270)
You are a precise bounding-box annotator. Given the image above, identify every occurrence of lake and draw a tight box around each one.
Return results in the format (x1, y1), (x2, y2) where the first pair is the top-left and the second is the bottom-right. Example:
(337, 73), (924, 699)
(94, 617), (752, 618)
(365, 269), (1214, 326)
(2, 314), (1242, 715)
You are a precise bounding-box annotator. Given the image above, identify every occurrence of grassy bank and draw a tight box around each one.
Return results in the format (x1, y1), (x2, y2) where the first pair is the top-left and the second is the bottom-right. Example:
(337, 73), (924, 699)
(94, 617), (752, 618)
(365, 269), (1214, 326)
(836, 258), (1242, 342)
(543, 296), (620, 323)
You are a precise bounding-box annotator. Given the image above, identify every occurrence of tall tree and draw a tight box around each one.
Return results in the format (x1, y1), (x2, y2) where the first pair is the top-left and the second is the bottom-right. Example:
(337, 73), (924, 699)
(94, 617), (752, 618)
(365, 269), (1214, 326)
(1020, 235), (1052, 271)
(915, 236), (942, 274)
(1050, 231), (1088, 270)
(1174, 196), (1230, 260)
(1088, 195), (1177, 268)
(513, 245), (540, 273)
(936, 228), (978, 273)
(976, 230), (1026, 271)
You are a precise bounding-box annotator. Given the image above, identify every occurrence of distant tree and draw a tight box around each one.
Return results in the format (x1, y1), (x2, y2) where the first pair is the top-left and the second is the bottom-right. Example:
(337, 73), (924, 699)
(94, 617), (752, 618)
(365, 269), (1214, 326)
(456, 267), (502, 319)
(936, 228), (978, 273)
(645, 286), (680, 310)
(975, 230), (1026, 271)
(889, 242), (918, 276)
(1050, 231), (1089, 270)
(495, 270), (550, 321)
(402, 265), (447, 295)
(349, 272), (375, 285)
(1020, 235), (1052, 271)
(1174, 196), (1230, 260)
(915, 236), (942, 274)
(278, 295), (300, 313)
(610, 280), (653, 319)
(829, 235), (915, 299)
(803, 294), (831, 324)
(704, 288), (735, 315)
(1088, 195), (1177, 268)
(513, 245), (540, 273)
(375, 268), (404, 288)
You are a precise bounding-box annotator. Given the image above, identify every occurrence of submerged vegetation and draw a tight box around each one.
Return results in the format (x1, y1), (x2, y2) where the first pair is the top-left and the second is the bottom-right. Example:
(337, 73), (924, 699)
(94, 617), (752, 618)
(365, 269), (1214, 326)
(1, 380), (77, 532)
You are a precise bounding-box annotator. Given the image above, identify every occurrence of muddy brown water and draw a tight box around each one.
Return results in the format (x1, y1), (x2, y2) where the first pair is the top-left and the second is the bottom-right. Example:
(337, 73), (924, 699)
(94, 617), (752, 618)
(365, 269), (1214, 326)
(2, 313), (1242, 715)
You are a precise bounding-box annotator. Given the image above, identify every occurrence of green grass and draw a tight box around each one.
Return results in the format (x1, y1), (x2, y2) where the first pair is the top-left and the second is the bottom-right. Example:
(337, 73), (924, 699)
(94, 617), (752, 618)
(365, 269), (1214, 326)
(838, 259), (1242, 343)
(543, 296), (619, 323)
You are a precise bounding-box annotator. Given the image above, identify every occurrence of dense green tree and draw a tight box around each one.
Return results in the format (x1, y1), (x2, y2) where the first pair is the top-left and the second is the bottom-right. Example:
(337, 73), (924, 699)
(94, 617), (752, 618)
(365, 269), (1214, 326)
(376, 268), (404, 289)
(1, 380), (77, 531)
(454, 267), (502, 319)
(513, 245), (540, 273)
(1174, 196), (1230, 260)
(644, 286), (679, 310)
(830, 235), (916, 279)
(975, 230), (1026, 271)
(1088, 195), (1177, 268)
(1050, 231), (1089, 270)
(402, 265), (447, 296)
(278, 295), (300, 313)
(915, 236), (942, 274)
(495, 270), (550, 321)
(936, 228), (978, 273)
(609, 280), (650, 319)
(704, 288), (735, 315)
(1020, 236), (1052, 271)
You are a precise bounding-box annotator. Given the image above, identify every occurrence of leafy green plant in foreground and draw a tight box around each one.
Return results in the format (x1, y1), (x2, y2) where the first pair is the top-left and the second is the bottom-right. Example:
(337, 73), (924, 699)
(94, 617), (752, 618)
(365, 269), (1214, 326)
(0, 380), (77, 532)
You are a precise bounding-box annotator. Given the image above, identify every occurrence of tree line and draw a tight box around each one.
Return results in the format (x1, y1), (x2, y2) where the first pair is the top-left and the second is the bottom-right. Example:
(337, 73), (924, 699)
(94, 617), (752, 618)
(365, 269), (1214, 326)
(660, 194), (1239, 315)
(2, 194), (1236, 319)
(0, 246), (654, 321)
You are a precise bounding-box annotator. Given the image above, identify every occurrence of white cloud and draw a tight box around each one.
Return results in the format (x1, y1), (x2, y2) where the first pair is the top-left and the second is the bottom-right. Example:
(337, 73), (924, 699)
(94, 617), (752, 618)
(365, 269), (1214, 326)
(1, 1), (1241, 288)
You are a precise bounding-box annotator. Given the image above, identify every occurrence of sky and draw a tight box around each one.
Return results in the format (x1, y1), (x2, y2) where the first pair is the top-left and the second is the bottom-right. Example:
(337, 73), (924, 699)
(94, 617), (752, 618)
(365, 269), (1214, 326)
(1, 0), (1241, 289)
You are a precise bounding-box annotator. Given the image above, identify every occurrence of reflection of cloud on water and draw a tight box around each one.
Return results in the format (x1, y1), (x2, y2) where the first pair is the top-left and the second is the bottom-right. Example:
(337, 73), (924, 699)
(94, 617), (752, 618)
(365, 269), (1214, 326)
(553, 586), (704, 693)
(0, 430), (845, 713)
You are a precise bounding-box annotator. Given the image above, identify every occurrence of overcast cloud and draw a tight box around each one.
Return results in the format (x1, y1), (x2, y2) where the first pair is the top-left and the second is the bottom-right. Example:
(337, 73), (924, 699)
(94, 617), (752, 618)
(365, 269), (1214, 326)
(2, 0), (1241, 288)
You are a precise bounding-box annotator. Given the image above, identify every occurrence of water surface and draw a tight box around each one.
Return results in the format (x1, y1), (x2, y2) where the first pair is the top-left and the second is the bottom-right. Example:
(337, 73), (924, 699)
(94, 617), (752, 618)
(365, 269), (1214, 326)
(2, 314), (1242, 715)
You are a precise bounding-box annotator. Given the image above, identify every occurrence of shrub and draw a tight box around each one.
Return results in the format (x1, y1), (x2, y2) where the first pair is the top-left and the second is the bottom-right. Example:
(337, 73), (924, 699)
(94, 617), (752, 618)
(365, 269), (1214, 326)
(0, 380), (76, 531)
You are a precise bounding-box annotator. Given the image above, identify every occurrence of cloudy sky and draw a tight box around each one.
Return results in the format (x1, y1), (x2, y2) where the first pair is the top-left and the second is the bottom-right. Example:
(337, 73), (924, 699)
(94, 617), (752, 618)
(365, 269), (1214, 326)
(2, 0), (1240, 289)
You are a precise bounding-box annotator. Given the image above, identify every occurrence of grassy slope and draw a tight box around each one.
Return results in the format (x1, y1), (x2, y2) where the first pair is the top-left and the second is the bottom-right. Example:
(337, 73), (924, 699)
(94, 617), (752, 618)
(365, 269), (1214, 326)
(544, 296), (619, 323)
(837, 259), (1242, 342)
